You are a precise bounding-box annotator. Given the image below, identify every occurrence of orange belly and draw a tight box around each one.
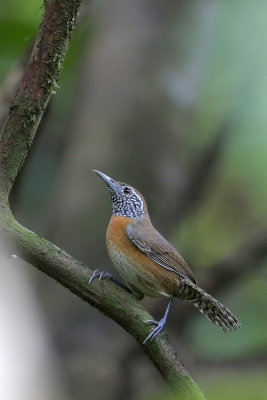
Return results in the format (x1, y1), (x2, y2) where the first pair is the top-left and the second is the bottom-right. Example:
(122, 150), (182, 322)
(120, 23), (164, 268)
(106, 216), (180, 298)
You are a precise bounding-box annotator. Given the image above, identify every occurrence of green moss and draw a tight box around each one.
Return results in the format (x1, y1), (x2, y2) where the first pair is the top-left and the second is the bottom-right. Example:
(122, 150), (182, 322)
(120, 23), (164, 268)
(22, 107), (40, 128)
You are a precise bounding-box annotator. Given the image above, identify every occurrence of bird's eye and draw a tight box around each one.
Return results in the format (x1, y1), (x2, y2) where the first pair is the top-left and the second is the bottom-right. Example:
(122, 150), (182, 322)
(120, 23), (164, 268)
(123, 187), (131, 194)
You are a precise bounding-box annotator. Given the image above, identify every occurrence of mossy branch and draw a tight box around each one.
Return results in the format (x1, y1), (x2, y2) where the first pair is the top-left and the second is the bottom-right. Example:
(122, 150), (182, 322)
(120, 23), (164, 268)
(0, 0), (81, 199)
(0, 1), (205, 398)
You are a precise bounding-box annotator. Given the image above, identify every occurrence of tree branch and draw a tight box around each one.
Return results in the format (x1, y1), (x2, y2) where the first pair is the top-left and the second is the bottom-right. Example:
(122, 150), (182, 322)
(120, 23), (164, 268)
(0, 0), (82, 199)
(0, 0), (92, 130)
(0, 0), (205, 398)
(0, 46), (32, 128)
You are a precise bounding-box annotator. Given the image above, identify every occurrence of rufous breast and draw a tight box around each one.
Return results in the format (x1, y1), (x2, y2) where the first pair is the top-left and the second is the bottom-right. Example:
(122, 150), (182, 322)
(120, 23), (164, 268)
(106, 216), (180, 298)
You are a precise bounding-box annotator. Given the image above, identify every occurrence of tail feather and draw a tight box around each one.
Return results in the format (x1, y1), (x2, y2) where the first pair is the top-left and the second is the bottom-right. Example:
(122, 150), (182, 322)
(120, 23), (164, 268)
(179, 280), (241, 331)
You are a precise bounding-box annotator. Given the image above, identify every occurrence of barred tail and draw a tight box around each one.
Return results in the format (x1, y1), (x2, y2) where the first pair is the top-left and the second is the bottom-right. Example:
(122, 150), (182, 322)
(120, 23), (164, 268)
(179, 280), (241, 331)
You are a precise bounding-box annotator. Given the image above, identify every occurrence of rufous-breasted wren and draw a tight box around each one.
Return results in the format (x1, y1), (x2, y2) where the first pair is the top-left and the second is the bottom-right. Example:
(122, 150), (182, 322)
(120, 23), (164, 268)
(90, 170), (241, 343)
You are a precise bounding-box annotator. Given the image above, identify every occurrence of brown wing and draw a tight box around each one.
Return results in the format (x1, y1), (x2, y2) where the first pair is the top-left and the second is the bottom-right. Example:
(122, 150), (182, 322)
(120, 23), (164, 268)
(127, 220), (196, 284)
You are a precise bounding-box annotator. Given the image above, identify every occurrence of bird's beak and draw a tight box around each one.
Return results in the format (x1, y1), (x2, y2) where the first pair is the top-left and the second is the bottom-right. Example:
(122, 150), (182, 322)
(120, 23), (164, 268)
(93, 170), (118, 192)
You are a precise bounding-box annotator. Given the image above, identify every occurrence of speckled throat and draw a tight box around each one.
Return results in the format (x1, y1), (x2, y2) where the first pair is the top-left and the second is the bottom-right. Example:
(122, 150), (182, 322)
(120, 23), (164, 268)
(109, 187), (144, 218)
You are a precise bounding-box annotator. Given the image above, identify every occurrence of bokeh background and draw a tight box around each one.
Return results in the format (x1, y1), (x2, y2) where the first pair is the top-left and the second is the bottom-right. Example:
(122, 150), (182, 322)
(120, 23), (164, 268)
(1, 0), (267, 399)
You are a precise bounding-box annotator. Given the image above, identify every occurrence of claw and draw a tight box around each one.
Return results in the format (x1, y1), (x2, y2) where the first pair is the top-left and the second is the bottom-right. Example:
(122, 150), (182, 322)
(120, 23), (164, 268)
(89, 269), (112, 284)
(89, 270), (133, 295)
(143, 298), (172, 345)
(143, 318), (166, 344)
(144, 319), (158, 325)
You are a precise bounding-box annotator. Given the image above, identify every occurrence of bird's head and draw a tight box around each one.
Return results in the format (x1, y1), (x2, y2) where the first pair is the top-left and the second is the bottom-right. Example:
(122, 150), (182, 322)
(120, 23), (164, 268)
(93, 170), (148, 219)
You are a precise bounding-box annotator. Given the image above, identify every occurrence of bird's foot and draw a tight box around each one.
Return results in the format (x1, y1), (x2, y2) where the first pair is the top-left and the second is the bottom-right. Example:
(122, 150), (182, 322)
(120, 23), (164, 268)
(143, 317), (167, 344)
(89, 269), (113, 284)
(88, 269), (132, 295)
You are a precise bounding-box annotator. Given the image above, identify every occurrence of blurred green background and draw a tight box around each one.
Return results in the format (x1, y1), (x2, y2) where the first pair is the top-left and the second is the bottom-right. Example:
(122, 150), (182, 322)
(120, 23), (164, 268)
(0, 0), (267, 399)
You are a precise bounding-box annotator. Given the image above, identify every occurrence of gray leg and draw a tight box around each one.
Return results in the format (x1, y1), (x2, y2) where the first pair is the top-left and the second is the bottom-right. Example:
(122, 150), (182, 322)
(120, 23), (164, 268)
(143, 298), (172, 344)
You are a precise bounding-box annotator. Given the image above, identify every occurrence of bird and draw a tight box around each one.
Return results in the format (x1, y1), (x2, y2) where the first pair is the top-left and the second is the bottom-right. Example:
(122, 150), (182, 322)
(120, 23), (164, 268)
(89, 170), (241, 343)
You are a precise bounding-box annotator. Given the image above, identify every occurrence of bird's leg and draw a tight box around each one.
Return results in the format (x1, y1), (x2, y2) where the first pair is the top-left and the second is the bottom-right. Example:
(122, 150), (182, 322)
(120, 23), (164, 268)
(89, 269), (132, 294)
(143, 298), (172, 344)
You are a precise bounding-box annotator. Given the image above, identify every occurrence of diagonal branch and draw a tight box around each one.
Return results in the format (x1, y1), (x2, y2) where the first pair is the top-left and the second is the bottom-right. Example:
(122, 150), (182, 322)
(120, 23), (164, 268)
(0, 0), (205, 398)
